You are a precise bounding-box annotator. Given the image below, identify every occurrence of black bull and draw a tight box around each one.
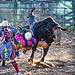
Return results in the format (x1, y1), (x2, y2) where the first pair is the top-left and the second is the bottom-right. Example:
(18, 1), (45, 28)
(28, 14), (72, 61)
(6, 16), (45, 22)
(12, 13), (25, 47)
(28, 17), (60, 62)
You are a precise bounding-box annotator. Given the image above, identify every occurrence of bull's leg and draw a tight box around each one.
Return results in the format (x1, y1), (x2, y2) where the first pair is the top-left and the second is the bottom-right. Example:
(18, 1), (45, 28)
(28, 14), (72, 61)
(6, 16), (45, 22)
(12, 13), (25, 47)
(28, 45), (37, 62)
(40, 47), (49, 62)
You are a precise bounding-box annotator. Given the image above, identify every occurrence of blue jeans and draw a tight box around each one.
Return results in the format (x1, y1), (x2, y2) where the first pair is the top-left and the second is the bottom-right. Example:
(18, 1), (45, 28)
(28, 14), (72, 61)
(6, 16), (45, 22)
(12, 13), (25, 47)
(16, 51), (19, 57)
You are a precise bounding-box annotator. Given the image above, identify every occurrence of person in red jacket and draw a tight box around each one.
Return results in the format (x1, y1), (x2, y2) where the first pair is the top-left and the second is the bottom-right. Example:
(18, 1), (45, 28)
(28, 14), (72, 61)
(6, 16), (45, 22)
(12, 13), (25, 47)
(0, 18), (22, 75)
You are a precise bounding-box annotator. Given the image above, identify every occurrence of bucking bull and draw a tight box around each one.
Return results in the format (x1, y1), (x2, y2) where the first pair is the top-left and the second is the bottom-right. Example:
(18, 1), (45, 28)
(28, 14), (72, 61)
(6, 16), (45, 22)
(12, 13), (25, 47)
(15, 16), (67, 63)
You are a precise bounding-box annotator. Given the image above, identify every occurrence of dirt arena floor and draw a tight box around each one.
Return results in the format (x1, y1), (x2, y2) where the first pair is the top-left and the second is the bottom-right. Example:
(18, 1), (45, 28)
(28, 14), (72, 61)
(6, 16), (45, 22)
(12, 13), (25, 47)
(0, 31), (75, 75)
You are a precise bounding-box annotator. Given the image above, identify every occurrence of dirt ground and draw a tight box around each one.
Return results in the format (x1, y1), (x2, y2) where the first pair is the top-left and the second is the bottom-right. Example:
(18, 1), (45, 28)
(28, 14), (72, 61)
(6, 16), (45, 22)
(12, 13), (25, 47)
(0, 31), (75, 75)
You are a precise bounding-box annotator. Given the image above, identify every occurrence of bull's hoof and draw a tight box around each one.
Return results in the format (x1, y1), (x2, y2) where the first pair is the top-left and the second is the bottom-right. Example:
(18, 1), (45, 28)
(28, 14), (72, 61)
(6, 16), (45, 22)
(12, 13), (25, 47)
(23, 50), (26, 54)
(40, 59), (44, 62)
(28, 59), (33, 65)
(31, 61), (52, 68)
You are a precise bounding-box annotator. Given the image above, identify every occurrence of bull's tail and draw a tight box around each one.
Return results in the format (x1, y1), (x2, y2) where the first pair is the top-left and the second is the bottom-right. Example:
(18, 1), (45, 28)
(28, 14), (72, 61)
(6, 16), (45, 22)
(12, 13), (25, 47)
(60, 28), (68, 31)
(56, 27), (68, 31)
